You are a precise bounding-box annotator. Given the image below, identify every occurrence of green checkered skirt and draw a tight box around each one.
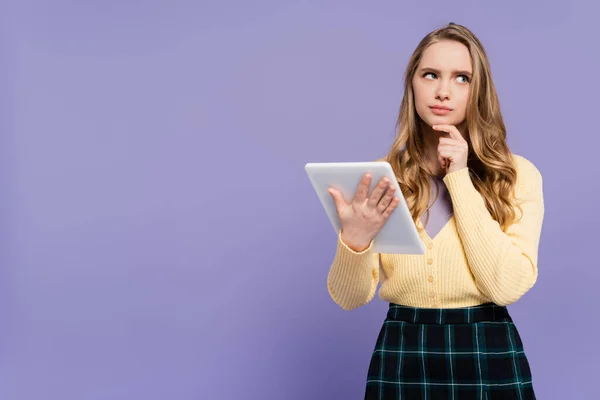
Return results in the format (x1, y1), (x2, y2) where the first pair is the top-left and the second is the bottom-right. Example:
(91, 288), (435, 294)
(365, 303), (535, 399)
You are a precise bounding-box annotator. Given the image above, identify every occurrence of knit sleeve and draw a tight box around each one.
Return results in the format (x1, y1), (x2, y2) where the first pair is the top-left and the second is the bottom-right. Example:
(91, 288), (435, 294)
(326, 229), (380, 311)
(442, 155), (545, 306)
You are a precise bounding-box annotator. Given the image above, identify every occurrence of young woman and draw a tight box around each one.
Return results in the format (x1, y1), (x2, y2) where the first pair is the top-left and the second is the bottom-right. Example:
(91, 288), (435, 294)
(326, 23), (544, 399)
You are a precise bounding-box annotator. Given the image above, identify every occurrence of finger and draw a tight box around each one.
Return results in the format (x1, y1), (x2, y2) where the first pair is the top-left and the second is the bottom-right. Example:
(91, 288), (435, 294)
(438, 153), (446, 168)
(367, 177), (390, 208)
(437, 145), (454, 159)
(432, 124), (463, 141)
(437, 144), (464, 154)
(437, 150), (456, 165)
(438, 140), (468, 153)
(431, 124), (451, 135)
(437, 145), (445, 165)
(438, 151), (461, 167)
(328, 188), (347, 216)
(437, 141), (466, 152)
(382, 197), (400, 219)
(354, 173), (371, 202)
(438, 137), (462, 146)
(377, 185), (395, 212)
(437, 147), (462, 167)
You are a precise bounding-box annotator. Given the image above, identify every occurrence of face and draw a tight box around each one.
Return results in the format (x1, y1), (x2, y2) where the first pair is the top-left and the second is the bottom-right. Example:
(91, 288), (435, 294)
(412, 40), (472, 128)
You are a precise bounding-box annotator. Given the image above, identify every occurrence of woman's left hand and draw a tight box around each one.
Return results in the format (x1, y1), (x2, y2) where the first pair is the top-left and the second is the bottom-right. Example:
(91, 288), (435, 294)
(432, 124), (469, 175)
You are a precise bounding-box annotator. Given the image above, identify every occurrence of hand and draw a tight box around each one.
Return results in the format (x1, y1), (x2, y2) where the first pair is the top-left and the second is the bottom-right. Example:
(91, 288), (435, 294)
(432, 124), (469, 174)
(327, 174), (400, 252)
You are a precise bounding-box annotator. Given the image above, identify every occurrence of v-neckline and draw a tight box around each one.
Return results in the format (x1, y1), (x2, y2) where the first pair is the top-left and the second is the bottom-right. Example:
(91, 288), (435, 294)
(417, 215), (454, 244)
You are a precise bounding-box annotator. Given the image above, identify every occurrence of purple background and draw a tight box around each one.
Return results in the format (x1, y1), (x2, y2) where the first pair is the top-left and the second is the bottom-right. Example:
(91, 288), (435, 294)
(3, 0), (599, 399)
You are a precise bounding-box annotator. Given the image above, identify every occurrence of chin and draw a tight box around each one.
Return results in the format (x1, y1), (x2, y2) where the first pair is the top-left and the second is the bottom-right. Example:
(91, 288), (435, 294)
(424, 116), (448, 126)
(427, 116), (463, 127)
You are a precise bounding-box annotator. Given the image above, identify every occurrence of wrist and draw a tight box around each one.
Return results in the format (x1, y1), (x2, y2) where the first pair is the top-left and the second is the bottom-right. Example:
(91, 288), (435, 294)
(340, 230), (372, 252)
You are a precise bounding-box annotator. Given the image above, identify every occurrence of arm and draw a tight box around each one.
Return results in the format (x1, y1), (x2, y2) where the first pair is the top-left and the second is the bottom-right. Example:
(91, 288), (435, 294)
(442, 157), (545, 306)
(327, 230), (380, 311)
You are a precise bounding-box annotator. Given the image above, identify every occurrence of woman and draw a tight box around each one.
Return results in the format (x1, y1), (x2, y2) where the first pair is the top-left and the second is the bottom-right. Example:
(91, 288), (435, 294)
(326, 23), (544, 399)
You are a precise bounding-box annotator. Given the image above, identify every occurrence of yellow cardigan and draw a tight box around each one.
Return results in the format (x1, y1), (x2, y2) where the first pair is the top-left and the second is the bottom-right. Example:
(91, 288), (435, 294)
(326, 154), (544, 310)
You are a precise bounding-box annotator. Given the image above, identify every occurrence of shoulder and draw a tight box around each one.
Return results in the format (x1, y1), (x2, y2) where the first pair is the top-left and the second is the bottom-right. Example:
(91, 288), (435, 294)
(511, 154), (543, 185)
(510, 154), (544, 204)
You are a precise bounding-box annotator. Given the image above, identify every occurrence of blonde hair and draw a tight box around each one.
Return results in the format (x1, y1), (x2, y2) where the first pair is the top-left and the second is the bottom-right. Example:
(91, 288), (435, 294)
(386, 22), (521, 231)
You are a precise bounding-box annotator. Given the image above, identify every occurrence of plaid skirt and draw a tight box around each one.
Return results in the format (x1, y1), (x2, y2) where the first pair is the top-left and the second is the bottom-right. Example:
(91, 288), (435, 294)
(365, 303), (535, 399)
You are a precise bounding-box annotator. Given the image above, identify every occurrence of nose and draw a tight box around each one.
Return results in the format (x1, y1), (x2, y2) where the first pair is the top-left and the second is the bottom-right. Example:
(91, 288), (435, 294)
(435, 81), (451, 101)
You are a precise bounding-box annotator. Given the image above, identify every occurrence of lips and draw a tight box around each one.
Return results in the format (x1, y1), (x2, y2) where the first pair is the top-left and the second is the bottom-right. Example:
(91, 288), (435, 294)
(430, 106), (452, 115)
(430, 105), (452, 111)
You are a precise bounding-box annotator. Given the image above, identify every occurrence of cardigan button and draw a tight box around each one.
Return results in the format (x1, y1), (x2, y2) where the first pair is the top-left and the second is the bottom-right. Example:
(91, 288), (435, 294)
(427, 258), (433, 265)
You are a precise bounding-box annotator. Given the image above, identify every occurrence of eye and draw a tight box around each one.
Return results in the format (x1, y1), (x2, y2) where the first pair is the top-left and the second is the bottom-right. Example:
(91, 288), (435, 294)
(423, 72), (437, 80)
(456, 75), (470, 83)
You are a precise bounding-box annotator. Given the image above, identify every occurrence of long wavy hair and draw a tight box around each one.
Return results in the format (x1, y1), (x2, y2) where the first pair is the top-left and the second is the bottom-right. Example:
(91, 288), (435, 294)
(385, 23), (521, 232)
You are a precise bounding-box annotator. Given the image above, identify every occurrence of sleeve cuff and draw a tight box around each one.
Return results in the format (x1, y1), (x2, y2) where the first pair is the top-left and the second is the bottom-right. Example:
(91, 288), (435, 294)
(442, 167), (481, 201)
(442, 167), (471, 188)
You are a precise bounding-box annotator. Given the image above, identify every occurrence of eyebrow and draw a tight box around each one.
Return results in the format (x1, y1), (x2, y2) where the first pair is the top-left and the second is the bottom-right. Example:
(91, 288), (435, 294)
(419, 67), (472, 77)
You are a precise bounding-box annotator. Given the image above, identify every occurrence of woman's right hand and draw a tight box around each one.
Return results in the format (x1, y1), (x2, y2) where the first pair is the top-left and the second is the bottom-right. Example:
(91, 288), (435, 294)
(327, 173), (401, 252)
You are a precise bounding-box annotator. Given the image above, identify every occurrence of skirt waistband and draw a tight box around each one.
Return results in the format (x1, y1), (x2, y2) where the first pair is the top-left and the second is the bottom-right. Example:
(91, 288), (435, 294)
(387, 302), (511, 324)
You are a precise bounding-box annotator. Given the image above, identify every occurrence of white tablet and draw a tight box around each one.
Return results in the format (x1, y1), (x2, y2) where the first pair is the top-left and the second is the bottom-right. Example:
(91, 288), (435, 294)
(305, 161), (425, 255)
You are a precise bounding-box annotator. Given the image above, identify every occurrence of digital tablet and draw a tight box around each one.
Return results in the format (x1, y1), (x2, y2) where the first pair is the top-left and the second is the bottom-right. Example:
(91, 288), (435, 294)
(305, 161), (425, 255)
